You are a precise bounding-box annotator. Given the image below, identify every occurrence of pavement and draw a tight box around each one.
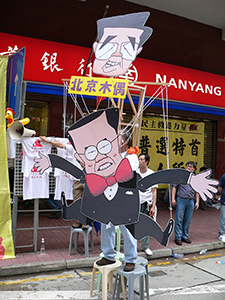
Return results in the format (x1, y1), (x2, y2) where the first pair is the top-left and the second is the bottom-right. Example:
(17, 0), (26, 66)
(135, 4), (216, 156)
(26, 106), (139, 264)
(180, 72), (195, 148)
(1, 201), (225, 277)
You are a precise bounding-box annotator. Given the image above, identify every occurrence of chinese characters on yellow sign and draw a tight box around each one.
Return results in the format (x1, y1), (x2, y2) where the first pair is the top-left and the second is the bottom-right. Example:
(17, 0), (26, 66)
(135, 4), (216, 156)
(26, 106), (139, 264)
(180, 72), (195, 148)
(68, 76), (128, 99)
(139, 117), (204, 172)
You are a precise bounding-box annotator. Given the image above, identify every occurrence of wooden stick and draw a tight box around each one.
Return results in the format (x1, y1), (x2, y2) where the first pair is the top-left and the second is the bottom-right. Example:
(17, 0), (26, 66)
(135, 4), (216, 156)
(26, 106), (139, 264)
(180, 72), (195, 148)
(117, 98), (121, 109)
(120, 122), (134, 127)
(118, 98), (124, 129)
(128, 84), (145, 90)
(126, 90), (137, 115)
(109, 97), (117, 107)
(133, 87), (146, 146)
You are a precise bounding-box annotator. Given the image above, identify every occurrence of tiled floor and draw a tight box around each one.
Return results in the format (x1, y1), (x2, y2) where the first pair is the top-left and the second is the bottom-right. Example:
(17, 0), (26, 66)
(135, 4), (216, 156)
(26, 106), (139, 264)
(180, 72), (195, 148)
(0, 202), (221, 267)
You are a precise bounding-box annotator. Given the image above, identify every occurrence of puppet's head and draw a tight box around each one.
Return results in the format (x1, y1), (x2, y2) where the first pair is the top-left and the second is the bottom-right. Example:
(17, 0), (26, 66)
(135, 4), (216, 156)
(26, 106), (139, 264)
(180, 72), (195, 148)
(93, 12), (153, 77)
(67, 108), (123, 178)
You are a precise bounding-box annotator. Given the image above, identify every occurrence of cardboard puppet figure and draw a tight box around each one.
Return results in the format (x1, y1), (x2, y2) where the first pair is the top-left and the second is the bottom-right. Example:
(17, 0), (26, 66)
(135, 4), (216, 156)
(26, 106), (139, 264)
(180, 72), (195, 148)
(34, 12), (218, 247)
(34, 108), (218, 246)
(92, 12), (153, 77)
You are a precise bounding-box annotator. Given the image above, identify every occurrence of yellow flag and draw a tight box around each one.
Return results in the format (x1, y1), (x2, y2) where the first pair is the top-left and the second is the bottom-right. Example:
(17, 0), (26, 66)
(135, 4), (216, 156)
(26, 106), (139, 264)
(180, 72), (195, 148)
(0, 56), (15, 259)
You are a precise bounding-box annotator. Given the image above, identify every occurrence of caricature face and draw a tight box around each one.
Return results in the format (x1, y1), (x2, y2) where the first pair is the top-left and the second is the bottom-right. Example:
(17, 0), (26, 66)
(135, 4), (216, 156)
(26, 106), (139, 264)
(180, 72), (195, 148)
(69, 112), (122, 177)
(93, 27), (143, 77)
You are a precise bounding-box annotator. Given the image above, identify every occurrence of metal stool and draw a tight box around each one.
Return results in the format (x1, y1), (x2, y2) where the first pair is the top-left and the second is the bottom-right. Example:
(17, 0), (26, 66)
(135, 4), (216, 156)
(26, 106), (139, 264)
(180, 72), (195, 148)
(90, 259), (122, 300)
(136, 256), (149, 300)
(113, 256), (149, 299)
(68, 226), (93, 257)
(112, 264), (149, 300)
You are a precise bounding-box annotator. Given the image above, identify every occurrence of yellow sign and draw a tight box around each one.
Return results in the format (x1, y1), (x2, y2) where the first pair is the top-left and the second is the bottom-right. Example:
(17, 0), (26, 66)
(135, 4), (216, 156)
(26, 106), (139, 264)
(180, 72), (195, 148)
(139, 117), (204, 173)
(0, 56), (15, 259)
(68, 76), (128, 99)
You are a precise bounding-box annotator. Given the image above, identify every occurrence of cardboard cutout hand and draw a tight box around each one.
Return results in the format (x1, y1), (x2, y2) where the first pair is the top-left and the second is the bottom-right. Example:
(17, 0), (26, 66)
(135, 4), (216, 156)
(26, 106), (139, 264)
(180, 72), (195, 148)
(34, 152), (50, 175)
(189, 169), (219, 201)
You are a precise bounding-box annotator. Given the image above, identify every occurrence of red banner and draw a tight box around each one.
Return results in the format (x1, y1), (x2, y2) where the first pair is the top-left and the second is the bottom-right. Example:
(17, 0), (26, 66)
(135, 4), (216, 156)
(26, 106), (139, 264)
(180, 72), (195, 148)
(0, 32), (224, 108)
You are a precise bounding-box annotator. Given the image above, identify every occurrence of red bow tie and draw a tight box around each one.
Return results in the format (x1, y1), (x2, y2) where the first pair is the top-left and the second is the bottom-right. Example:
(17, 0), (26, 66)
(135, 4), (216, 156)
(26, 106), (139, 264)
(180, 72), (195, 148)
(86, 158), (133, 196)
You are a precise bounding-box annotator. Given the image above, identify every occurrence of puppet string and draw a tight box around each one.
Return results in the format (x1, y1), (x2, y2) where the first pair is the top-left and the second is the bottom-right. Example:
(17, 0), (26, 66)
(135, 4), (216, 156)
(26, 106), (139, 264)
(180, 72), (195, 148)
(161, 86), (173, 219)
(70, 93), (84, 117)
(80, 94), (90, 115)
(63, 82), (67, 138)
(64, 82), (84, 117)
(119, 85), (173, 219)
(120, 85), (168, 141)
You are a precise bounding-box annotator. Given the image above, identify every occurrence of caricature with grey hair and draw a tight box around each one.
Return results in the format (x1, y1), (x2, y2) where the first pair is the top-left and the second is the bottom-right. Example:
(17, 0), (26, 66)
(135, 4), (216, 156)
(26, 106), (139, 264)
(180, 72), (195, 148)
(92, 12), (153, 77)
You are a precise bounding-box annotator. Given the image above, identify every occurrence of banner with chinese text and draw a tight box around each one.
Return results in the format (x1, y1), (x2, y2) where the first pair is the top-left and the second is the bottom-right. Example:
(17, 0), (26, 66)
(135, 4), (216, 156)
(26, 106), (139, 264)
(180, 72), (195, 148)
(69, 76), (128, 99)
(139, 117), (204, 174)
(0, 56), (15, 260)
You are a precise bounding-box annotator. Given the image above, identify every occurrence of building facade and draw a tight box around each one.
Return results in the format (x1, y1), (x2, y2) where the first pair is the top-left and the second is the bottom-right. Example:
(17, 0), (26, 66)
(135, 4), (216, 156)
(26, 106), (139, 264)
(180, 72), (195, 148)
(1, 1), (225, 179)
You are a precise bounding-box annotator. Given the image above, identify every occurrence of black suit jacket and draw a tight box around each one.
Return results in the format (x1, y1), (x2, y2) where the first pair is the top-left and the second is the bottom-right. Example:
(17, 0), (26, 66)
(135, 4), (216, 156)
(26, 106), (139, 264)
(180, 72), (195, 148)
(49, 154), (191, 225)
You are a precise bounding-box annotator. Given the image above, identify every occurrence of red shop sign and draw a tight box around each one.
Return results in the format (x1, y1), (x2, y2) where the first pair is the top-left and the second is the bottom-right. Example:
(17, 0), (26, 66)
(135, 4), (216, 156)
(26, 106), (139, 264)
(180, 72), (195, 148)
(0, 32), (224, 108)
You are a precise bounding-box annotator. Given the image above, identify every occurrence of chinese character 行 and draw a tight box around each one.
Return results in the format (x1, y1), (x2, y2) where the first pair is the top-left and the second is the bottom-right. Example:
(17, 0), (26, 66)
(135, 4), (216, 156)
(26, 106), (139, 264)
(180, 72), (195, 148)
(77, 58), (93, 77)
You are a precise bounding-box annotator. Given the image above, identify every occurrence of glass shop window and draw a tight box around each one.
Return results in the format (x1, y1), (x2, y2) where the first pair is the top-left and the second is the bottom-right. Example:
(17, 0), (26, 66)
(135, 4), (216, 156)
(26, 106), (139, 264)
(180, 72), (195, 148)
(24, 101), (49, 136)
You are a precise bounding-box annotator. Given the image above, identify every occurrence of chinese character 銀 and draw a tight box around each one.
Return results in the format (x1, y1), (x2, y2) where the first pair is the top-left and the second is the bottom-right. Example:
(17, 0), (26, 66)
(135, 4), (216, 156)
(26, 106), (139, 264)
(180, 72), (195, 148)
(40, 52), (63, 72)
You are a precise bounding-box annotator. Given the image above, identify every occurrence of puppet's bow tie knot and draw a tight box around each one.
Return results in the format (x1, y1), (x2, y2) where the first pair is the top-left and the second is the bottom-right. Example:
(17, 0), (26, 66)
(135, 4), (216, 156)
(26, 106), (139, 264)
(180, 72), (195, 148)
(86, 158), (133, 196)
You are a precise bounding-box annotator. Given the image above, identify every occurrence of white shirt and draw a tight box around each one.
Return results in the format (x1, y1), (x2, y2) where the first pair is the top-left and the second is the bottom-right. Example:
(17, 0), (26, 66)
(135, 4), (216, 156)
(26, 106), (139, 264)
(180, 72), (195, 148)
(20, 137), (52, 200)
(121, 152), (139, 171)
(54, 138), (79, 200)
(136, 168), (158, 205)
(6, 129), (16, 159)
(20, 137), (52, 177)
(23, 156), (50, 200)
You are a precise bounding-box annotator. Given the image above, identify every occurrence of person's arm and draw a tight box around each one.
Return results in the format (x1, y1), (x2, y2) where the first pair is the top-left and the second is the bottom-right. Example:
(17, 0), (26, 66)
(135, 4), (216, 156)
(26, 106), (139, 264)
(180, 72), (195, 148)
(149, 187), (157, 217)
(194, 192), (199, 210)
(40, 136), (64, 149)
(171, 186), (177, 207)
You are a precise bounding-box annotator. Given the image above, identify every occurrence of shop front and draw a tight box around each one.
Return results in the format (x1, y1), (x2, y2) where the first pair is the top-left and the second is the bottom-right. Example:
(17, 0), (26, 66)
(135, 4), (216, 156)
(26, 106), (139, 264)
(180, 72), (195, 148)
(1, 32), (225, 179)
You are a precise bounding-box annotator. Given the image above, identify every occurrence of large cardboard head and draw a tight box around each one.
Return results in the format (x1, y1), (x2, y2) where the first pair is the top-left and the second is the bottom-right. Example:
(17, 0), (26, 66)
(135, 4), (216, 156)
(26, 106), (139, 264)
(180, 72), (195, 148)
(67, 108), (123, 178)
(92, 12), (153, 77)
